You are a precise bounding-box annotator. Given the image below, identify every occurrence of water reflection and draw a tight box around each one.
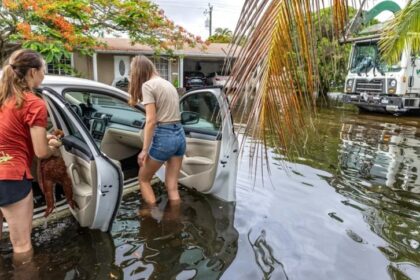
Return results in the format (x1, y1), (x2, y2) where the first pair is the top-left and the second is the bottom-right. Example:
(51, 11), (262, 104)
(226, 109), (419, 279)
(248, 229), (288, 279)
(301, 110), (420, 278)
(112, 184), (238, 279)
(331, 115), (420, 269)
(0, 216), (122, 279)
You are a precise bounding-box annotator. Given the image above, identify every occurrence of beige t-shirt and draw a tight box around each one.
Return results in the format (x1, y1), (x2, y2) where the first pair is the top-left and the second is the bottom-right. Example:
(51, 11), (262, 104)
(142, 77), (180, 123)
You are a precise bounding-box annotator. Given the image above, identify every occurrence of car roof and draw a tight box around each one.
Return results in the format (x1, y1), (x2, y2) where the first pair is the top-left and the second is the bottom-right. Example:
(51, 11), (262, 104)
(42, 75), (126, 94)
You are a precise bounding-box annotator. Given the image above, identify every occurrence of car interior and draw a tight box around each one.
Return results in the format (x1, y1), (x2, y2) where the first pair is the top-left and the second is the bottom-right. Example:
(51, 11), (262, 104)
(64, 90), (145, 181)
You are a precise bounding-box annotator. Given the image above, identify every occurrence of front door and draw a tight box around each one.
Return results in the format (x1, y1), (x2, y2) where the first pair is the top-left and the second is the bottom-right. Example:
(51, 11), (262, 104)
(113, 56), (130, 89)
(42, 89), (123, 232)
(156, 88), (239, 201)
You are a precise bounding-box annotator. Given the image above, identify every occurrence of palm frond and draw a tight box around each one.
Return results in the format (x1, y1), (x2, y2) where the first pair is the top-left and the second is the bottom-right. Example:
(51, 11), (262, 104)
(380, 0), (420, 64)
(226, 0), (349, 166)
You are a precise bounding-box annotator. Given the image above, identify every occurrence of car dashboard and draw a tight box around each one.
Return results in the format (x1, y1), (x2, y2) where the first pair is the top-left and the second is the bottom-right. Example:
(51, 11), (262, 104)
(88, 107), (145, 142)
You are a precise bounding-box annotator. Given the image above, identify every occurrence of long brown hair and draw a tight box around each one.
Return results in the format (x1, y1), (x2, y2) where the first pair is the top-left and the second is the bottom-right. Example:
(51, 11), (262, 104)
(128, 55), (158, 106)
(0, 49), (44, 109)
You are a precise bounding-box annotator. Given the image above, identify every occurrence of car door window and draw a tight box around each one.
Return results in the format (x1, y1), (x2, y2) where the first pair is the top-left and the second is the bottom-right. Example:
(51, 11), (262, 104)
(46, 96), (86, 144)
(180, 92), (221, 134)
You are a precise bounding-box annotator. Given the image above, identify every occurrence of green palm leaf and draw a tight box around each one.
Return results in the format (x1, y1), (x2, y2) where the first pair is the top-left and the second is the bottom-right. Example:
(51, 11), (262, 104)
(380, 0), (420, 63)
(226, 0), (348, 164)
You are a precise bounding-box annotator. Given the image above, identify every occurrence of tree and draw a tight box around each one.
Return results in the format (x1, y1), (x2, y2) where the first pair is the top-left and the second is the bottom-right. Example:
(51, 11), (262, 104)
(0, 0), (200, 67)
(313, 7), (356, 96)
(208, 27), (233, 43)
(226, 0), (418, 160)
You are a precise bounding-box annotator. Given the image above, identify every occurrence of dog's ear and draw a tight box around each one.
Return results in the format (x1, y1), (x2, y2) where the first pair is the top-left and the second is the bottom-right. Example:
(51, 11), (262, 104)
(53, 129), (64, 138)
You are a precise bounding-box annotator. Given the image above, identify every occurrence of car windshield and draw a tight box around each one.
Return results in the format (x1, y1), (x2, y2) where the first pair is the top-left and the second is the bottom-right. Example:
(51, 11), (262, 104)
(69, 91), (136, 111)
(350, 42), (402, 74)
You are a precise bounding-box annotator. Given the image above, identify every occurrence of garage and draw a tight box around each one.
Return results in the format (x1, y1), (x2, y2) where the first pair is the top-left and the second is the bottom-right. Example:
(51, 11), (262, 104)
(178, 43), (233, 90)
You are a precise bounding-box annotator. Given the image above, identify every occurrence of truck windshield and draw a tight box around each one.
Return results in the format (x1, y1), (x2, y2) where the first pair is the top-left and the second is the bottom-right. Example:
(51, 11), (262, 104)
(350, 42), (402, 74)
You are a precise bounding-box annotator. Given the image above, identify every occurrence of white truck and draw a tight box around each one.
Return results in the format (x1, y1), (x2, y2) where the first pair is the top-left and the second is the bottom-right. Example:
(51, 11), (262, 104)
(342, 1), (420, 115)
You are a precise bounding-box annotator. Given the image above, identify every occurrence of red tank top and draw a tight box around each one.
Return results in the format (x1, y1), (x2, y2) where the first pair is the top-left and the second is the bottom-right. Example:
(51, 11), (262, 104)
(0, 92), (48, 180)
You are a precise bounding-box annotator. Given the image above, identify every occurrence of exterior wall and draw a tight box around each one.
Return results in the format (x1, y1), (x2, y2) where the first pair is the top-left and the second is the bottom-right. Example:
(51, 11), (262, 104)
(97, 53), (115, 85)
(72, 50), (225, 91)
(73, 52), (93, 80)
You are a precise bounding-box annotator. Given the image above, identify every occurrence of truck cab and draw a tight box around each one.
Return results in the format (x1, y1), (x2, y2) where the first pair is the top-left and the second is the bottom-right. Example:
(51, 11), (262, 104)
(341, 0), (420, 114)
(343, 36), (420, 114)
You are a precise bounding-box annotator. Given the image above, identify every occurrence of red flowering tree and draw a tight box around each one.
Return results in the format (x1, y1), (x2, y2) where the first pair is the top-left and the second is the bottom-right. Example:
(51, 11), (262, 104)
(0, 0), (201, 69)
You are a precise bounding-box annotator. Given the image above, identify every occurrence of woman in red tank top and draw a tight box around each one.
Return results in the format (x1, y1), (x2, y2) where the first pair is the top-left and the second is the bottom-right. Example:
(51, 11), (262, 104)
(0, 49), (61, 263)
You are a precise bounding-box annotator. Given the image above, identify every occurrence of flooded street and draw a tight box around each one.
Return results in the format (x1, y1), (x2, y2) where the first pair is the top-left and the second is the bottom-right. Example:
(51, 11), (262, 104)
(1, 108), (419, 279)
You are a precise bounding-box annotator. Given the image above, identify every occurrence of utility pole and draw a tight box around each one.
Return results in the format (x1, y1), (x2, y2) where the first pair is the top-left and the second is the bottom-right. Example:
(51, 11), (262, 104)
(204, 3), (213, 37)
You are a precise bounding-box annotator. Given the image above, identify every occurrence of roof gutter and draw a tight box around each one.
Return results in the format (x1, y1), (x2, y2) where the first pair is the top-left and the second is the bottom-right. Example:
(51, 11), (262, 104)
(94, 49), (234, 58)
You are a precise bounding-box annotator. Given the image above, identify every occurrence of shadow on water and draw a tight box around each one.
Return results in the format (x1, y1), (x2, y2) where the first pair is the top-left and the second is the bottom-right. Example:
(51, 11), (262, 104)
(0, 216), (122, 279)
(112, 185), (238, 279)
(0, 185), (238, 279)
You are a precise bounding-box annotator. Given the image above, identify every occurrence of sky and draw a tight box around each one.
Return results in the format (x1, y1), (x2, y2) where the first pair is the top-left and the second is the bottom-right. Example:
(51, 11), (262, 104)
(152, 0), (246, 39)
(152, 0), (409, 39)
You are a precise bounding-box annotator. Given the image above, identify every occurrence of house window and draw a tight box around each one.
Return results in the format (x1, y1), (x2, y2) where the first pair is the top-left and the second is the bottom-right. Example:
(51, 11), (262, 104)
(47, 56), (72, 75)
(151, 57), (169, 81)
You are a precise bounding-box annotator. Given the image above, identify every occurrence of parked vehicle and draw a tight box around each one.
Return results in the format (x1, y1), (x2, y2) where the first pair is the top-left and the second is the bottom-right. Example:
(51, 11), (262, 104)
(206, 72), (230, 87)
(184, 71), (206, 90)
(2, 75), (239, 233)
(341, 1), (420, 115)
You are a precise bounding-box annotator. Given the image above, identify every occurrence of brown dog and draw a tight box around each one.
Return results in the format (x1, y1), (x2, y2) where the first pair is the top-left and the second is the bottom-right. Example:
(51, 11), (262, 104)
(37, 129), (78, 217)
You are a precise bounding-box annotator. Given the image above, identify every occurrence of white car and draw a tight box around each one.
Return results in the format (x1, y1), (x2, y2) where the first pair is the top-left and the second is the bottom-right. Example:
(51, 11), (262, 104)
(206, 72), (230, 87)
(2, 75), (239, 232)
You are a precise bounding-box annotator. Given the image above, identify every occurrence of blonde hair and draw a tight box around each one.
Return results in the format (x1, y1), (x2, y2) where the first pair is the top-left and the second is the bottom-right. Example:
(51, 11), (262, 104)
(0, 49), (43, 109)
(128, 55), (158, 106)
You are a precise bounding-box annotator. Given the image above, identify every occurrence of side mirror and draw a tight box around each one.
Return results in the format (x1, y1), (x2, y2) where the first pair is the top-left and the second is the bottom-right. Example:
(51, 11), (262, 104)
(181, 111), (199, 125)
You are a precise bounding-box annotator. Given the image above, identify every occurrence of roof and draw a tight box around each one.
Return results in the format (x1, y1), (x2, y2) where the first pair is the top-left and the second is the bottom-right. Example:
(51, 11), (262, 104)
(359, 22), (389, 36)
(42, 75), (129, 96)
(95, 38), (239, 58)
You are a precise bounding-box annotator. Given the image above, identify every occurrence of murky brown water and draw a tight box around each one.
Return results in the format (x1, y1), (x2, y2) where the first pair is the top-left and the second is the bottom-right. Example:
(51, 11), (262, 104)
(1, 108), (419, 279)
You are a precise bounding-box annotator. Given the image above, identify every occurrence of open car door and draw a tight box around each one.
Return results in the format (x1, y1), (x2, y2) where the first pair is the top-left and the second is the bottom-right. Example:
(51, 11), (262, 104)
(156, 88), (239, 201)
(42, 89), (123, 232)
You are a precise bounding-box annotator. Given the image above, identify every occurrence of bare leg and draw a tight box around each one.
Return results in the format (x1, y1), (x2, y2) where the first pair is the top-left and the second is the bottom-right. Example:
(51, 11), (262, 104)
(12, 247), (39, 280)
(139, 156), (163, 205)
(0, 190), (33, 254)
(165, 156), (183, 201)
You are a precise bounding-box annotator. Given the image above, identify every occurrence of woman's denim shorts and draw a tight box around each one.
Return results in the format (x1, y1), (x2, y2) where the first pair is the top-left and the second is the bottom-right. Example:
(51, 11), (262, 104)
(149, 123), (186, 162)
(0, 178), (32, 207)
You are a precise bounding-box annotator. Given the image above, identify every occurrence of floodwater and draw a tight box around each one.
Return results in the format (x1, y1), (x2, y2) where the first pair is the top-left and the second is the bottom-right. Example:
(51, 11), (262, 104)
(1, 108), (420, 279)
